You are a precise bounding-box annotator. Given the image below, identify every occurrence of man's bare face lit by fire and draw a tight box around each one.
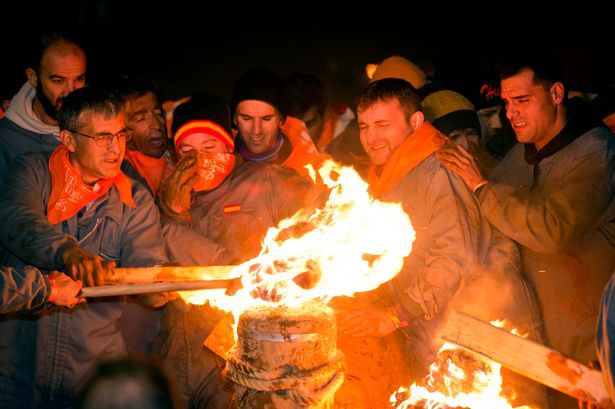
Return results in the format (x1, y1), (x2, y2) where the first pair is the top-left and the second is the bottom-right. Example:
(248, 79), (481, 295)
(358, 98), (414, 166)
(235, 100), (282, 155)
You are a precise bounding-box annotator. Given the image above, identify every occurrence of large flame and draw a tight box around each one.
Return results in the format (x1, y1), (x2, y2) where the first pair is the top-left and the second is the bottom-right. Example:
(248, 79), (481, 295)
(179, 160), (414, 323)
(390, 321), (533, 409)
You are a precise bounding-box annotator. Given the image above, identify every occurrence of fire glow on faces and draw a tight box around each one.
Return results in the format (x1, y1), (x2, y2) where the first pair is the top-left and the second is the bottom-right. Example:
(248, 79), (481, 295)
(500, 69), (564, 150)
(67, 112), (127, 185)
(124, 92), (167, 158)
(358, 98), (414, 166)
(235, 100), (282, 155)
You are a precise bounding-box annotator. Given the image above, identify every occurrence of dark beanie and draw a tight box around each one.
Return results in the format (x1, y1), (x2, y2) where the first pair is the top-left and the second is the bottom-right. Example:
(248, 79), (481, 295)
(422, 90), (481, 138)
(172, 93), (232, 137)
(230, 68), (289, 119)
(172, 93), (234, 150)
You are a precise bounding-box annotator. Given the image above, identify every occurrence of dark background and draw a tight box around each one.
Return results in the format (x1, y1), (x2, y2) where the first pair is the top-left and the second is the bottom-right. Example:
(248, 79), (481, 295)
(3, 2), (611, 106)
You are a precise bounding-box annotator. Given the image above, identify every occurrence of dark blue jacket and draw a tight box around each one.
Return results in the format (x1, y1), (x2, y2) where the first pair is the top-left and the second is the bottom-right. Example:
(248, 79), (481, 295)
(0, 151), (168, 408)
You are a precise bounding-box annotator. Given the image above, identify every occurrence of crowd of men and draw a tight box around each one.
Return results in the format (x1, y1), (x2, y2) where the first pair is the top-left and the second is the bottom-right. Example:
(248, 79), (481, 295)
(0, 31), (613, 409)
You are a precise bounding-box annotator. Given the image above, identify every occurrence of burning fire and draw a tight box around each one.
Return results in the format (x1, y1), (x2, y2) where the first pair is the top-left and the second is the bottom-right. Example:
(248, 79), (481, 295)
(180, 160), (414, 324)
(390, 321), (532, 409)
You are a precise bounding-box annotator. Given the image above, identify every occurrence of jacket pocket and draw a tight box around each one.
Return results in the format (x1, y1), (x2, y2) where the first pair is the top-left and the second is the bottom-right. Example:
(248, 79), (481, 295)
(79, 217), (122, 263)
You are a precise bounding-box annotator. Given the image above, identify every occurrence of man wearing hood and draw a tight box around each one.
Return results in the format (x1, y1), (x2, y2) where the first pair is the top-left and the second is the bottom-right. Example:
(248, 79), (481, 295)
(0, 31), (86, 186)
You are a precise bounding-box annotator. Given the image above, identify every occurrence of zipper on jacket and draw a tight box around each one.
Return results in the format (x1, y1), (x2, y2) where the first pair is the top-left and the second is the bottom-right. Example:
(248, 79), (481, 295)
(78, 217), (103, 245)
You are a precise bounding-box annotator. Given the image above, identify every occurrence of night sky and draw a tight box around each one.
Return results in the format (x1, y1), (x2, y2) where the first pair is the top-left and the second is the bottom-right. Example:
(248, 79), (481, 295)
(3, 2), (611, 106)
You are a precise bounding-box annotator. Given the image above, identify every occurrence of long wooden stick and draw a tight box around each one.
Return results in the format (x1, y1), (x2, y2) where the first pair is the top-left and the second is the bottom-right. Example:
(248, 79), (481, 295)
(106, 265), (237, 283)
(81, 277), (241, 297)
(441, 310), (610, 405)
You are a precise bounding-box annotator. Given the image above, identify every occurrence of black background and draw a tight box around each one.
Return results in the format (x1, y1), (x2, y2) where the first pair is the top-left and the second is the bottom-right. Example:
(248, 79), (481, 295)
(2, 1), (611, 106)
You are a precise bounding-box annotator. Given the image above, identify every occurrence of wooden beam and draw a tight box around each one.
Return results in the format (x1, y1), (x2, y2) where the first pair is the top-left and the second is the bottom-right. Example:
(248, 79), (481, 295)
(106, 265), (236, 283)
(441, 310), (610, 406)
(81, 277), (242, 297)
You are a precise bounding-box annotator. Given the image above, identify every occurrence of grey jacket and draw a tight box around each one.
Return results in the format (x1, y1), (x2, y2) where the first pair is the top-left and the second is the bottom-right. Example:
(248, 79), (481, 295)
(156, 159), (313, 409)
(0, 151), (168, 409)
(0, 265), (50, 315)
(382, 155), (545, 380)
(0, 117), (60, 187)
(478, 126), (615, 363)
(382, 154), (481, 325)
(162, 159), (314, 264)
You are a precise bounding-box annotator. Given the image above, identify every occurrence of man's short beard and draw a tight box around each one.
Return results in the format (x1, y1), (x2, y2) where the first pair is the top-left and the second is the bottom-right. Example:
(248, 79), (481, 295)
(36, 81), (60, 120)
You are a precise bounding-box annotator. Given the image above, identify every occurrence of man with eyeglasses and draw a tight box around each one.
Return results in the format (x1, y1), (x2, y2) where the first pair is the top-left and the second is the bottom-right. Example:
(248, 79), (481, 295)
(0, 31), (87, 187)
(0, 87), (169, 408)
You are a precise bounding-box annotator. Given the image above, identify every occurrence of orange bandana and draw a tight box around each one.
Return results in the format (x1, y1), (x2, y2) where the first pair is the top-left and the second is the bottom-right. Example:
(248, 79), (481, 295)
(280, 116), (328, 179)
(603, 111), (615, 133)
(368, 122), (448, 198)
(47, 145), (136, 224)
(193, 152), (236, 192)
(124, 149), (173, 194)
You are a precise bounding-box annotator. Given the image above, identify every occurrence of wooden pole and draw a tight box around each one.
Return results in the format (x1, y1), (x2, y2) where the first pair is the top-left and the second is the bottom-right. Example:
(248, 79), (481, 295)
(81, 277), (242, 297)
(106, 265), (237, 283)
(441, 310), (610, 405)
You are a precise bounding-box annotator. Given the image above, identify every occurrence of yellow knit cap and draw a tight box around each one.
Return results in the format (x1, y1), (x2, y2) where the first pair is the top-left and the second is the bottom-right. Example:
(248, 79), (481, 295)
(368, 56), (427, 89)
(422, 90), (475, 123)
(422, 90), (481, 137)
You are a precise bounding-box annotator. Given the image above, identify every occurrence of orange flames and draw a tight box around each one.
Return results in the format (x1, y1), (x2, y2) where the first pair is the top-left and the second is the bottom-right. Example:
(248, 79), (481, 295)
(179, 160), (414, 325)
(390, 321), (532, 409)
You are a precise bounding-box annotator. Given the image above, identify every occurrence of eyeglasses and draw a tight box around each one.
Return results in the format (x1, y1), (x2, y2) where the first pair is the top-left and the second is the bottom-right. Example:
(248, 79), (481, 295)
(68, 128), (132, 147)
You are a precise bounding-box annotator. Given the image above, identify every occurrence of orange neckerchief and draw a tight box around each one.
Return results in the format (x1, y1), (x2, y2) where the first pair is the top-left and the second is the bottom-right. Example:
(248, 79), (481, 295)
(603, 111), (615, 133)
(280, 116), (328, 179)
(47, 145), (136, 224)
(124, 149), (173, 194)
(368, 122), (448, 198)
(193, 152), (236, 192)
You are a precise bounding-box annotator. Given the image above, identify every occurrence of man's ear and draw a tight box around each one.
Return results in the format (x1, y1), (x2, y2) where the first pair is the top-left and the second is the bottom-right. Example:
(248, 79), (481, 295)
(26, 67), (38, 88)
(550, 82), (565, 104)
(60, 130), (77, 153)
(410, 111), (424, 132)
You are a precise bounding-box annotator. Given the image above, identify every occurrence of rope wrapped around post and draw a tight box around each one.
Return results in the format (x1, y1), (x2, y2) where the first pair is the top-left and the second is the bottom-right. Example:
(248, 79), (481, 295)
(225, 350), (345, 406)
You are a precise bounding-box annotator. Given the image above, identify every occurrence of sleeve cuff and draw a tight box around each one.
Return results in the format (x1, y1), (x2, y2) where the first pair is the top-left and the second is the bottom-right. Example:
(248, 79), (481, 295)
(472, 180), (489, 194)
(157, 197), (192, 224)
(395, 299), (425, 323)
(385, 305), (409, 329)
